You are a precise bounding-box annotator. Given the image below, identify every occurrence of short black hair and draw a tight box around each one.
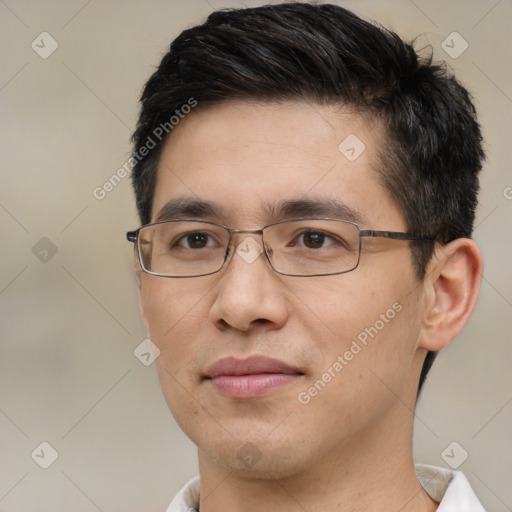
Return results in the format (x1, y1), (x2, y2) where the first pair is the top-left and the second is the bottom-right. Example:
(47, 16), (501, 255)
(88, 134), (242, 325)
(131, 2), (485, 393)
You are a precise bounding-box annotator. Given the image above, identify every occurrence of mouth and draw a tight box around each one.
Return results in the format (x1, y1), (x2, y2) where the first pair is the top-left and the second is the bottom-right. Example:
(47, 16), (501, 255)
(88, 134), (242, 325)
(204, 356), (304, 399)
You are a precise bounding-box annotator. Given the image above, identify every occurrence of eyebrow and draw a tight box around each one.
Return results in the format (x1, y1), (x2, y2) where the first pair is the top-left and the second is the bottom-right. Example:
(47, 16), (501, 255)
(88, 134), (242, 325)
(266, 198), (367, 225)
(154, 198), (225, 222)
(154, 197), (367, 225)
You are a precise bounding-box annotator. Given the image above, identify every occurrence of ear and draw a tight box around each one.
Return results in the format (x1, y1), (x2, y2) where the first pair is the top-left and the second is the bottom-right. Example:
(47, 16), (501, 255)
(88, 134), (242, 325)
(418, 238), (483, 352)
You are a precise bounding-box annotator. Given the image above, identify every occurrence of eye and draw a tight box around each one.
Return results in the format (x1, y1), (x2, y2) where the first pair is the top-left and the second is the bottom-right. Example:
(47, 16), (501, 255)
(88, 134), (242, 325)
(292, 230), (339, 249)
(174, 231), (216, 249)
(301, 230), (326, 249)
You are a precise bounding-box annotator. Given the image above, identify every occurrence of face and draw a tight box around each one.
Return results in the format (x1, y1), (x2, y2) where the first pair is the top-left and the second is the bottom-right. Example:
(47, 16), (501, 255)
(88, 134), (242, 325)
(139, 100), (428, 479)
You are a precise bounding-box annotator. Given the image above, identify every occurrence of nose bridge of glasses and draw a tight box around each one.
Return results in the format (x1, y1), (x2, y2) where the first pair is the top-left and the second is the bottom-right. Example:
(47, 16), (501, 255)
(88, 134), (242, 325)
(223, 228), (271, 270)
(228, 228), (265, 248)
(229, 228), (264, 235)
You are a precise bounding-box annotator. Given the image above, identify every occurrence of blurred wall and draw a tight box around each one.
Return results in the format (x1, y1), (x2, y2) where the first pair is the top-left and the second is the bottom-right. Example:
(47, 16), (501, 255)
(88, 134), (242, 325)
(0, 0), (510, 510)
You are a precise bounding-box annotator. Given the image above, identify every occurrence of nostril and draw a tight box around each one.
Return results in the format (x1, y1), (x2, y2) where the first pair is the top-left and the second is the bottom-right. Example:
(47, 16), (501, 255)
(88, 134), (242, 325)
(216, 319), (231, 330)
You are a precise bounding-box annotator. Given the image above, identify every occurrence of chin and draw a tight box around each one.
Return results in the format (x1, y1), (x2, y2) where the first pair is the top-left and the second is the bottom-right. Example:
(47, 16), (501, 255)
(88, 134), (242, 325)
(199, 434), (315, 481)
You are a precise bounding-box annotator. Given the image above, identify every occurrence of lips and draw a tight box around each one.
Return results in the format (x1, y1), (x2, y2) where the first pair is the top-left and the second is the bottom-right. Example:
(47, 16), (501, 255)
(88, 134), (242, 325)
(204, 356), (304, 399)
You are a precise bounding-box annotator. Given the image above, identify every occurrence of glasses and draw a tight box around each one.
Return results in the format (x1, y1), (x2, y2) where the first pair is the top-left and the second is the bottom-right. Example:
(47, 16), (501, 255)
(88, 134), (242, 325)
(126, 218), (434, 278)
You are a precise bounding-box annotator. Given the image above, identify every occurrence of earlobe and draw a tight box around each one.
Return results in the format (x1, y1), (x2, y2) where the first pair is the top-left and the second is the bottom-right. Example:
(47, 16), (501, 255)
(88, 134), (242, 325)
(419, 238), (483, 352)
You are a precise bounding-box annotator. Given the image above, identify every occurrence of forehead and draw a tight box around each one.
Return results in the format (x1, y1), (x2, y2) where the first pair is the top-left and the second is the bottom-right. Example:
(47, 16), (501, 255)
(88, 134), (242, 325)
(152, 100), (403, 229)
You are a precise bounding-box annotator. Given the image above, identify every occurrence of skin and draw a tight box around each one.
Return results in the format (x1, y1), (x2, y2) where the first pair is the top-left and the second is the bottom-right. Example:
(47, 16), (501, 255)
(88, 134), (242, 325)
(138, 100), (483, 511)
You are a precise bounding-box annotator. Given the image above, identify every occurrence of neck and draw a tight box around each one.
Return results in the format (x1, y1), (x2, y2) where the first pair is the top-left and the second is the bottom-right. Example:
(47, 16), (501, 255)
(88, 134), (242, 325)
(196, 416), (437, 512)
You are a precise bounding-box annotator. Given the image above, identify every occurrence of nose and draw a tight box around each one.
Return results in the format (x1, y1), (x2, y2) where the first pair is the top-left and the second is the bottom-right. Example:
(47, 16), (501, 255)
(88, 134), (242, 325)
(208, 234), (289, 333)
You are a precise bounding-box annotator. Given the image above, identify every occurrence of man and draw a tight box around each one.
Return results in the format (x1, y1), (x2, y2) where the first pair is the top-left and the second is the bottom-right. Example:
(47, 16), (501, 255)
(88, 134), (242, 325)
(127, 3), (485, 510)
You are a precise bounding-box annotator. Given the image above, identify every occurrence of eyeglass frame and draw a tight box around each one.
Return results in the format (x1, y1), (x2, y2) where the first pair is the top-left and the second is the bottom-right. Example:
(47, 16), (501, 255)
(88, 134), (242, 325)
(126, 217), (436, 278)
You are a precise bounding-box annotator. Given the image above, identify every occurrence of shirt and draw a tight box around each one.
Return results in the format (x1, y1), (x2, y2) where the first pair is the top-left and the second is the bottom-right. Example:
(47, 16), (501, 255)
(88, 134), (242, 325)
(166, 464), (485, 511)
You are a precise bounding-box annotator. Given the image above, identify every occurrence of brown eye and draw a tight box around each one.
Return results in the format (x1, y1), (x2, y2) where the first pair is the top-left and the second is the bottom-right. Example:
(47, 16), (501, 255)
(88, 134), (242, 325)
(174, 231), (213, 249)
(186, 232), (209, 248)
(301, 230), (325, 249)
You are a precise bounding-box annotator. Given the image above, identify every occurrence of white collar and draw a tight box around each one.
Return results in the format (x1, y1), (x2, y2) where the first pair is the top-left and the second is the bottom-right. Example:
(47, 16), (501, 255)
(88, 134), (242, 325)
(415, 464), (485, 511)
(166, 464), (485, 511)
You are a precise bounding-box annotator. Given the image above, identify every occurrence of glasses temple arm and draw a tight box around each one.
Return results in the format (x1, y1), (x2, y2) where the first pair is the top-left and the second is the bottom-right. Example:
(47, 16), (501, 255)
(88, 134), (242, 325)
(359, 230), (434, 241)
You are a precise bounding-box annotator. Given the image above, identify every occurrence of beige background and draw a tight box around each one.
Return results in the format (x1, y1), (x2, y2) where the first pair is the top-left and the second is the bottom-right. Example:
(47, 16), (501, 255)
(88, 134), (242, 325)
(0, 0), (511, 510)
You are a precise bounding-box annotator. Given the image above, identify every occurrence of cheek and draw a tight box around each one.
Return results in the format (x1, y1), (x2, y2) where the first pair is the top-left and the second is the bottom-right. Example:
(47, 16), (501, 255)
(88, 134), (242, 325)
(142, 278), (201, 334)
(140, 280), (209, 425)
(140, 279), (209, 370)
(292, 271), (400, 344)
(297, 262), (422, 386)
(294, 303), (422, 443)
